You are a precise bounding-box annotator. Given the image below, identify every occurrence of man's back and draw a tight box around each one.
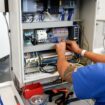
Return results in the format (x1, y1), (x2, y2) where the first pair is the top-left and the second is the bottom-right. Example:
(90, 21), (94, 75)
(72, 63), (105, 105)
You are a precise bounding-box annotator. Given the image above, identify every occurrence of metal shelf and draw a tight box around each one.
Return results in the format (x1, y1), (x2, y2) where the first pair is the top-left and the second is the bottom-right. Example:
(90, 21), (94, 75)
(22, 21), (73, 29)
(24, 43), (55, 53)
(24, 71), (59, 83)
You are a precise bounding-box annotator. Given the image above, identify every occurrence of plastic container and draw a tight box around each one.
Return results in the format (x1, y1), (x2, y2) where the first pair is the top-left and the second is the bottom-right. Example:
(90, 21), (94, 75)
(29, 95), (48, 105)
(23, 83), (44, 99)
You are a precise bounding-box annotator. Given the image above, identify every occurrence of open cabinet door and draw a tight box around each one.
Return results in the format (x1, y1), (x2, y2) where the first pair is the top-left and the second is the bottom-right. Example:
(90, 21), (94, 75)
(8, 0), (24, 86)
(0, 13), (10, 59)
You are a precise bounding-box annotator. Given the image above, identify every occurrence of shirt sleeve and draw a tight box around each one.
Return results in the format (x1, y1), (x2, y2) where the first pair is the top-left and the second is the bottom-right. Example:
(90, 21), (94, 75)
(72, 63), (105, 101)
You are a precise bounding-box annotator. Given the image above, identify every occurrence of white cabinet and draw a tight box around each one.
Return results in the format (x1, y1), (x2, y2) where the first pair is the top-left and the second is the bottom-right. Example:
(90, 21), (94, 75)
(96, 0), (105, 21)
(93, 0), (105, 52)
(0, 0), (5, 12)
(93, 21), (104, 49)
(0, 13), (10, 59)
(8, 0), (99, 87)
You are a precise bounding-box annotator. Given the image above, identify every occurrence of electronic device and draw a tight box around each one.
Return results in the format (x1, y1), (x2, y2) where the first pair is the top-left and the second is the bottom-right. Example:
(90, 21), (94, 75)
(22, 0), (76, 23)
(22, 13), (34, 23)
(24, 30), (37, 46)
(68, 25), (80, 40)
(48, 28), (69, 43)
(48, 0), (59, 14)
(22, 0), (43, 12)
(24, 52), (40, 74)
(39, 51), (73, 73)
(23, 25), (80, 47)
(39, 52), (57, 73)
(24, 50), (73, 74)
(22, 12), (44, 23)
(43, 0), (49, 12)
(62, 0), (76, 9)
(24, 29), (48, 45)
(36, 30), (48, 43)
(24, 28), (69, 45)
(23, 30), (38, 46)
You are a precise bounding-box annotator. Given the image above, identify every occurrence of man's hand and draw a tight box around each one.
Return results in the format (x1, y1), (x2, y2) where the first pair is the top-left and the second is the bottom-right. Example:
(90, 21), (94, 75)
(55, 41), (76, 83)
(66, 40), (82, 54)
(56, 41), (66, 55)
(56, 42), (69, 78)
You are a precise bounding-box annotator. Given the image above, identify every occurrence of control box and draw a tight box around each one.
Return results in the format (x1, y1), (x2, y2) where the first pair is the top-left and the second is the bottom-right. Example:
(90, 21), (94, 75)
(8, 0), (98, 86)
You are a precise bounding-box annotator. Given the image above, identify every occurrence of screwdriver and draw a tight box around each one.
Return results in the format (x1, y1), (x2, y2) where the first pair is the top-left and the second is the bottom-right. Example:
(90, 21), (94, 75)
(14, 96), (20, 105)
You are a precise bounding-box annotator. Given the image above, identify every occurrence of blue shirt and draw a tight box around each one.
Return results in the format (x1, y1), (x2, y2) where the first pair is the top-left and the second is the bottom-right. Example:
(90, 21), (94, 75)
(72, 63), (105, 105)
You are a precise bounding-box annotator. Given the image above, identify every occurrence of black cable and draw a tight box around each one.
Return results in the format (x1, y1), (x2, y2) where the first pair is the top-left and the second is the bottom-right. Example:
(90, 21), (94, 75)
(3, 12), (14, 80)
(38, 54), (57, 73)
(4, 0), (9, 12)
(40, 63), (57, 73)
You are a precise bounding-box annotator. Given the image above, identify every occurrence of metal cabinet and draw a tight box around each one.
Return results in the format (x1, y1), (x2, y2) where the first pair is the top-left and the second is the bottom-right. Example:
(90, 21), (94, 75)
(8, 0), (98, 87)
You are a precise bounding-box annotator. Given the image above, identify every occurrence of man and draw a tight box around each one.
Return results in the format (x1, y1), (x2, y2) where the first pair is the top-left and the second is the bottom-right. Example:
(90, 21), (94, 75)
(56, 40), (105, 105)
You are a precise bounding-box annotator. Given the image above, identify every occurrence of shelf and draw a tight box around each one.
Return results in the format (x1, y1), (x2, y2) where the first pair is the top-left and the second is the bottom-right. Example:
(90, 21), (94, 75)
(24, 71), (59, 83)
(22, 21), (73, 29)
(24, 43), (55, 53)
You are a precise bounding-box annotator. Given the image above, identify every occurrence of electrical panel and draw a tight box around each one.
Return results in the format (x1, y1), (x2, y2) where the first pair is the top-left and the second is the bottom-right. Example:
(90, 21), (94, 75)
(23, 28), (70, 46)
(22, 0), (76, 23)
(9, 0), (98, 86)
(22, 0), (80, 84)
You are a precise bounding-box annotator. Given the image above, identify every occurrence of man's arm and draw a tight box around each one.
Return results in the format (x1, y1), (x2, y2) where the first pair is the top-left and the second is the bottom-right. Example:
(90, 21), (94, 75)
(83, 51), (105, 63)
(66, 40), (105, 63)
(56, 42), (76, 83)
